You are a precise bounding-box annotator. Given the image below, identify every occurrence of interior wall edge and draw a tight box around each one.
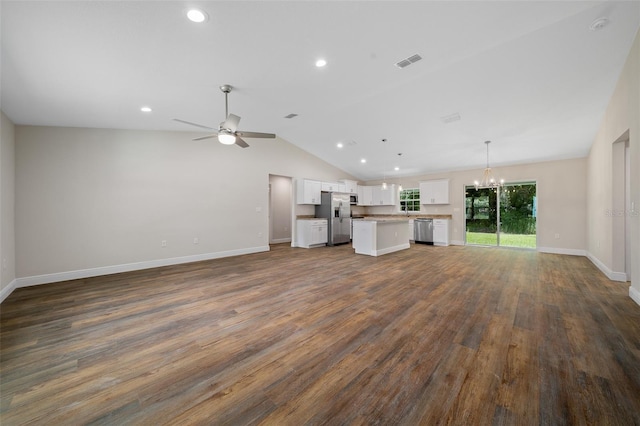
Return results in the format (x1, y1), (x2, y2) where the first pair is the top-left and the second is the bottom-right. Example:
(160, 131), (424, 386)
(586, 251), (629, 282)
(630, 285), (640, 307)
(0, 279), (17, 304)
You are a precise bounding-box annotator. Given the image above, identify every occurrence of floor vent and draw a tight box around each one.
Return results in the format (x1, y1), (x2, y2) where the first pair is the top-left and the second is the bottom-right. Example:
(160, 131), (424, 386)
(395, 54), (422, 69)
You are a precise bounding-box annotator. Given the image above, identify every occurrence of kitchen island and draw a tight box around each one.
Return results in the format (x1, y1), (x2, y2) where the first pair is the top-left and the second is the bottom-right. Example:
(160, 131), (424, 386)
(352, 218), (410, 256)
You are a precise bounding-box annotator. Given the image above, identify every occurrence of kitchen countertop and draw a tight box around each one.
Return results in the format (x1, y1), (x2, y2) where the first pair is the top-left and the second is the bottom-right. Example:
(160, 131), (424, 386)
(363, 214), (453, 219)
(357, 217), (409, 223)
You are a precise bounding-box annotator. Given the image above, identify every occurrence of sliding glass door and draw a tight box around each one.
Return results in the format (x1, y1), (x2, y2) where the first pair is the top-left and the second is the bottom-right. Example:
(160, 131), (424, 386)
(499, 183), (537, 248)
(465, 187), (498, 246)
(465, 182), (536, 248)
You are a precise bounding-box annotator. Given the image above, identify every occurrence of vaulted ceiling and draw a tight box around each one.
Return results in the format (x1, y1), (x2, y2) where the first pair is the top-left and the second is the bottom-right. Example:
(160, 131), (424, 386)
(2, 1), (639, 180)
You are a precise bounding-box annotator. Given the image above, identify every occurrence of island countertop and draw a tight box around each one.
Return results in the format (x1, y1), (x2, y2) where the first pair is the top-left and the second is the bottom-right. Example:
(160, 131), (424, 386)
(362, 214), (453, 219)
(356, 217), (409, 223)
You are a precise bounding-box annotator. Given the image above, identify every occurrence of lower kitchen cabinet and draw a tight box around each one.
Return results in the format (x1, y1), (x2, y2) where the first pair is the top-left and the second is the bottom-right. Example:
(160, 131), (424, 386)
(296, 219), (328, 248)
(408, 219), (414, 241)
(433, 219), (450, 246)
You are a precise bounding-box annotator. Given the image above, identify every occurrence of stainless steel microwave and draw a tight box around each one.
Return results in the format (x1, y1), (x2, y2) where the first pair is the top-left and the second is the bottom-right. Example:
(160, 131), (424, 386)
(349, 195), (358, 205)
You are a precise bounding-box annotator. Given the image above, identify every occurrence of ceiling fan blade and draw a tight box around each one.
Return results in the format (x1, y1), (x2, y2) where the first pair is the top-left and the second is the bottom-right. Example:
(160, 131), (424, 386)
(236, 131), (276, 139)
(235, 137), (249, 148)
(223, 114), (241, 132)
(173, 118), (216, 130)
(193, 134), (218, 141)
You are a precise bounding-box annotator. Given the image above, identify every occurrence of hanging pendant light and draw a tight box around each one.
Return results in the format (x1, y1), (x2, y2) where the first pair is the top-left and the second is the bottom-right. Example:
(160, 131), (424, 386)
(474, 140), (504, 190)
(397, 153), (403, 191)
(381, 138), (388, 190)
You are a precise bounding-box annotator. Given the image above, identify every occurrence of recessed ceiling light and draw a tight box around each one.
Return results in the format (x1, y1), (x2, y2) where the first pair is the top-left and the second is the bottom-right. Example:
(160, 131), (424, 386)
(315, 59), (327, 68)
(187, 9), (208, 23)
(336, 142), (343, 148)
(140, 106), (152, 112)
(394, 166), (400, 171)
(360, 158), (366, 164)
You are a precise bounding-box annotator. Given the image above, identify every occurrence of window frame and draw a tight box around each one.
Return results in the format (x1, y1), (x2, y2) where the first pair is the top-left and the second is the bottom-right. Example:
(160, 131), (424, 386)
(399, 188), (420, 212)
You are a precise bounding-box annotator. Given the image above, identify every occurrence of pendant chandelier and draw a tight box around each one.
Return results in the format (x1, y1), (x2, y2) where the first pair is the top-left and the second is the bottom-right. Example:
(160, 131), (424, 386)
(381, 138), (388, 190)
(474, 140), (504, 190)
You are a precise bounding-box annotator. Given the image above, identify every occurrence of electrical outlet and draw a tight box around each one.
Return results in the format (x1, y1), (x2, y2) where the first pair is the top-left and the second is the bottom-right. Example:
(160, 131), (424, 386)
(258, 232), (263, 239)
(555, 233), (560, 239)
(193, 237), (199, 244)
(256, 206), (262, 212)
(161, 240), (167, 247)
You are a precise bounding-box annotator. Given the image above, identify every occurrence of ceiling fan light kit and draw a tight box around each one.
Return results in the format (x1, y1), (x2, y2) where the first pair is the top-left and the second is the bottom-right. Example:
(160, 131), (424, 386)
(218, 131), (236, 145)
(173, 84), (275, 148)
(474, 140), (504, 190)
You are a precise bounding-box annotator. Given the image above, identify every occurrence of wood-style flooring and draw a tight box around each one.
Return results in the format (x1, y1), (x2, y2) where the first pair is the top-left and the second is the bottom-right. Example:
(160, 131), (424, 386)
(1, 243), (639, 425)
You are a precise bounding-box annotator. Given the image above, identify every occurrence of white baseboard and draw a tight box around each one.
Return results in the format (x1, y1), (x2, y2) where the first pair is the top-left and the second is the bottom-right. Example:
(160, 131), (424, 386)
(585, 251), (628, 282)
(270, 238), (291, 244)
(537, 247), (586, 256)
(375, 243), (411, 256)
(0, 279), (17, 304)
(630, 286), (640, 307)
(13, 246), (270, 290)
(450, 240), (465, 246)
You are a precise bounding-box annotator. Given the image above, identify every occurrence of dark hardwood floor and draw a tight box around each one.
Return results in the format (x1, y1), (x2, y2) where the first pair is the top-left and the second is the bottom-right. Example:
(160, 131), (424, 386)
(1, 243), (639, 425)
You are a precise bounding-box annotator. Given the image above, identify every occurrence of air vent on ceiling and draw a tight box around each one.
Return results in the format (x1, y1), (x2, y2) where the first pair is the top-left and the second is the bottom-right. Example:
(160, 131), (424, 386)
(284, 113), (298, 119)
(395, 54), (422, 69)
(440, 113), (461, 124)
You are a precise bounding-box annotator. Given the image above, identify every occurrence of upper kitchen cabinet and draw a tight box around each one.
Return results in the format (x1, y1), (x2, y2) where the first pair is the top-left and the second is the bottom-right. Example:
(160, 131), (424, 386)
(420, 179), (450, 204)
(358, 185), (396, 206)
(373, 184), (396, 205)
(321, 182), (346, 192)
(297, 179), (322, 204)
(357, 185), (373, 206)
(339, 179), (359, 194)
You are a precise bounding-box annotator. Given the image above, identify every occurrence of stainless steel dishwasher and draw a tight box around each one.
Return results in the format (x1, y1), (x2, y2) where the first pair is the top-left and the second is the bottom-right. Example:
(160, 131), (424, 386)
(414, 218), (434, 245)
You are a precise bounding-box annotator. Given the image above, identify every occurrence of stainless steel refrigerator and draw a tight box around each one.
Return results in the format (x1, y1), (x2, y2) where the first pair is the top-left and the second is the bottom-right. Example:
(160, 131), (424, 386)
(315, 192), (351, 245)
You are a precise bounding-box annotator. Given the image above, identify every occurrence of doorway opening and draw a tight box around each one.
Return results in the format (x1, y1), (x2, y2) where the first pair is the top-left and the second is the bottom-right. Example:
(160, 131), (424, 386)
(268, 175), (293, 245)
(465, 182), (537, 249)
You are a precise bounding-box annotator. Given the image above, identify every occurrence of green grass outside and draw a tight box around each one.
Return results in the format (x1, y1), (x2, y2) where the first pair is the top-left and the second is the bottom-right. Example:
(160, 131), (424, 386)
(466, 232), (536, 248)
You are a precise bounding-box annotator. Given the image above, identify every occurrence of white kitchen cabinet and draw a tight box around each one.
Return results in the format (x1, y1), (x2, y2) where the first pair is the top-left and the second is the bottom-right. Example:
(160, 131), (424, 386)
(381, 184), (396, 205)
(321, 182), (345, 192)
(296, 219), (328, 248)
(372, 184), (396, 205)
(297, 179), (322, 205)
(358, 185), (396, 206)
(420, 179), (450, 204)
(433, 219), (450, 246)
(357, 185), (373, 206)
(339, 179), (359, 194)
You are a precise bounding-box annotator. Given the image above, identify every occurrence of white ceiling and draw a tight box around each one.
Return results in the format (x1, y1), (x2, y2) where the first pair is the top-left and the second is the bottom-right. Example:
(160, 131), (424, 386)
(2, 1), (639, 181)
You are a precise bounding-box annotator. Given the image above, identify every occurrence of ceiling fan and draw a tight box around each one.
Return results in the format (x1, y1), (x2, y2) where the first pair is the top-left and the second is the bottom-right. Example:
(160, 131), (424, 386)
(174, 84), (276, 148)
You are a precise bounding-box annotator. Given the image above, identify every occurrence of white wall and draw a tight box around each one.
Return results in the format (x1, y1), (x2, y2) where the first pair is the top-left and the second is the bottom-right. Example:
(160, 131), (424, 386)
(14, 125), (353, 285)
(366, 157), (587, 254)
(588, 28), (640, 304)
(1, 112), (16, 300)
